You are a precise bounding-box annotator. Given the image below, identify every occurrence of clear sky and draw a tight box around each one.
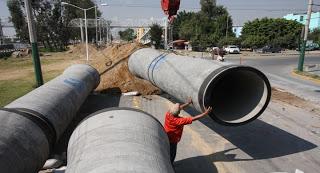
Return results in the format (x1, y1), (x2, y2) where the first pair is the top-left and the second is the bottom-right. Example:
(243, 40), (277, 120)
(1, 0), (319, 36)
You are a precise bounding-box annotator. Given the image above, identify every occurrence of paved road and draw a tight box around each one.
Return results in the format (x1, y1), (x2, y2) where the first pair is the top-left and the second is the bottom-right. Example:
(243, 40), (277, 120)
(55, 94), (320, 173)
(225, 54), (320, 104)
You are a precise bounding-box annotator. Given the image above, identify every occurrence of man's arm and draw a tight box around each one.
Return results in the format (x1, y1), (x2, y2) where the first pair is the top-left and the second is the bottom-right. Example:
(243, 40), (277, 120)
(179, 97), (192, 110)
(192, 107), (212, 121)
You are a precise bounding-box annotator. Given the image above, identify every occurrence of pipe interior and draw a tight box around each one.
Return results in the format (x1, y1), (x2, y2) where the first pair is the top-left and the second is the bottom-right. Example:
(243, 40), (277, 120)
(204, 67), (269, 124)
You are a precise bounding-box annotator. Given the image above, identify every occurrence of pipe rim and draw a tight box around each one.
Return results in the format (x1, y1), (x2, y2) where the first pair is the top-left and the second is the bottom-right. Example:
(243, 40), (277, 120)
(76, 107), (164, 129)
(0, 108), (54, 151)
(199, 66), (271, 126)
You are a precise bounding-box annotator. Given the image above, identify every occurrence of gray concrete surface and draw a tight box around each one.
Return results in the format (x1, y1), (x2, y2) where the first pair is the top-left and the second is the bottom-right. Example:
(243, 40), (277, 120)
(195, 53), (320, 104)
(67, 108), (174, 173)
(0, 64), (100, 173)
(176, 50), (319, 103)
(129, 48), (271, 125)
(51, 94), (320, 173)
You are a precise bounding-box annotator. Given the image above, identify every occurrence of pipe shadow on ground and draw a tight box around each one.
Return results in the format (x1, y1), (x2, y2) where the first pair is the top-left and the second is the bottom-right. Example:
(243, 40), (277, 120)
(174, 154), (218, 173)
(175, 148), (253, 173)
(182, 106), (317, 160)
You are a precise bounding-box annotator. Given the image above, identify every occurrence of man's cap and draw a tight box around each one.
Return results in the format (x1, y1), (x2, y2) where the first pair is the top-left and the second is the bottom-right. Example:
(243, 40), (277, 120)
(169, 103), (180, 115)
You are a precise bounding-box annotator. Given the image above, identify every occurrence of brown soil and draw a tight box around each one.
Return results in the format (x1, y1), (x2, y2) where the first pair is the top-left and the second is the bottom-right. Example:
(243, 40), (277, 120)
(89, 43), (161, 95)
(272, 88), (320, 115)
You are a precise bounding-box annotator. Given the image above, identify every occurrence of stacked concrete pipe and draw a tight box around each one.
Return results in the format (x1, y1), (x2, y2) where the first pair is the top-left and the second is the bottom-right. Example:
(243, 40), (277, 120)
(129, 48), (271, 126)
(0, 64), (100, 173)
(66, 108), (174, 173)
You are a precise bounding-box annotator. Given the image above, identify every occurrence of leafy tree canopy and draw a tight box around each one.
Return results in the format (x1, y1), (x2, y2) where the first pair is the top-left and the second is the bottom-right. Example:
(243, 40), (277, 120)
(241, 18), (303, 49)
(173, 1), (234, 51)
(119, 28), (136, 41)
(149, 23), (163, 49)
(7, 0), (102, 51)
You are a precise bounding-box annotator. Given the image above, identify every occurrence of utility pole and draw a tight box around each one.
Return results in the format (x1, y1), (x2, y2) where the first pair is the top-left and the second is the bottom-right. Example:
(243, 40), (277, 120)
(24, 0), (44, 87)
(61, 2), (96, 62)
(0, 18), (3, 45)
(169, 25), (173, 45)
(95, 6), (98, 44)
(84, 10), (89, 62)
(226, 15), (229, 39)
(164, 19), (168, 50)
(298, 0), (313, 71)
(99, 19), (102, 43)
(80, 18), (84, 43)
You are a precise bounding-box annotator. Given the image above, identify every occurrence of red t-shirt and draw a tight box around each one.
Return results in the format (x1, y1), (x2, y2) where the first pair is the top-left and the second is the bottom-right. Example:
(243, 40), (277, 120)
(164, 112), (193, 143)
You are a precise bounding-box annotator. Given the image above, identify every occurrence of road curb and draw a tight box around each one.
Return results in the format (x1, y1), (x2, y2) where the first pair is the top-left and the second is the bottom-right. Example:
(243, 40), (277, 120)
(291, 70), (320, 85)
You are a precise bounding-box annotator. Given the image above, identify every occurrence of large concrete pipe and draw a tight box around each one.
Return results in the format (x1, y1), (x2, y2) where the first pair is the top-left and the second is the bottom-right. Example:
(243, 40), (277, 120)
(0, 64), (100, 173)
(129, 48), (271, 126)
(67, 108), (174, 173)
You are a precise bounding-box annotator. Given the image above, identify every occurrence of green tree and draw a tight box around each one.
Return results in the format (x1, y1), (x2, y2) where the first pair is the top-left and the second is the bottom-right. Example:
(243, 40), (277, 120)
(218, 37), (240, 47)
(118, 28), (135, 41)
(7, 0), (29, 42)
(241, 18), (303, 49)
(172, 1), (234, 51)
(241, 35), (268, 49)
(149, 24), (163, 49)
(7, 0), (101, 51)
(200, 0), (216, 19)
(308, 28), (320, 45)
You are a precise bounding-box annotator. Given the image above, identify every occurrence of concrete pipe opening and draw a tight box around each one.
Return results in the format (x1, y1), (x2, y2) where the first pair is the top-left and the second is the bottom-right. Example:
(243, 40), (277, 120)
(202, 66), (271, 125)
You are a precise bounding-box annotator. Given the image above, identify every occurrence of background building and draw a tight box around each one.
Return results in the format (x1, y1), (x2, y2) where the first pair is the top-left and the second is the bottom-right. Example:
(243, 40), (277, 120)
(284, 12), (320, 31)
(232, 26), (243, 38)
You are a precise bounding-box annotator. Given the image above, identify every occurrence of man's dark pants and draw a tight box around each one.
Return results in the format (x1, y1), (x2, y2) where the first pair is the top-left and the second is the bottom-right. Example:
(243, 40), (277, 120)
(170, 143), (178, 163)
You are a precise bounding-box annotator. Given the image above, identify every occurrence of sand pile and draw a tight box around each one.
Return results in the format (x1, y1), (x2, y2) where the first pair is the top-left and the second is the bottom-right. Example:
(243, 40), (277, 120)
(68, 44), (102, 61)
(90, 43), (161, 95)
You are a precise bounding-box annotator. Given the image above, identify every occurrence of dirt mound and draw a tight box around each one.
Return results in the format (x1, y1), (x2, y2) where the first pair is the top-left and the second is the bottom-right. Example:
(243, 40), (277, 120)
(90, 43), (161, 95)
(68, 44), (102, 61)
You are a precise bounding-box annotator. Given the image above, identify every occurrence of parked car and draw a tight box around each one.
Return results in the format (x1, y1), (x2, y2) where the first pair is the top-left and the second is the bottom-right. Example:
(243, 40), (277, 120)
(224, 45), (240, 54)
(255, 45), (281, 53)
(296, 42), (319, 51)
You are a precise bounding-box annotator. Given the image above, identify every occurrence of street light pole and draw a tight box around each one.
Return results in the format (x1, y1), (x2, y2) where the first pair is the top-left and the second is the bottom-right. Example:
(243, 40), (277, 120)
(62, 2), (95, 62)
(298, 0), (313, 71)
(84, 10), (89, 62)
(99, 18), (102, 43)
(80, 18), (84, 43)
(164, 19), (168, 50)
(95, 6), (98, 44)
(226, 15), (229, 39)
(24, 0), (43, 87)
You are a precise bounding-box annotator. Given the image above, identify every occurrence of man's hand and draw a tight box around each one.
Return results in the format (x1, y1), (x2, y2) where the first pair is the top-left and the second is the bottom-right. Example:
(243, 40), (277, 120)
(180, 97), (193, 110)
(204, 106), (212, 114)
(192, 106), (213, 121)
(187, 97), (193, 104)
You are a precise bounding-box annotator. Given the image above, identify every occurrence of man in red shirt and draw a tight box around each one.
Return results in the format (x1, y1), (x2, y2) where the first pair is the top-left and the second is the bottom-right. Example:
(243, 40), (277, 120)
(164, 98), (212, 163)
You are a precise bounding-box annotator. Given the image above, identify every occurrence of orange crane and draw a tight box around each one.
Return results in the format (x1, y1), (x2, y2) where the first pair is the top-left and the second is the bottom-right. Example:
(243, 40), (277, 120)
(161, 0), (180, 23)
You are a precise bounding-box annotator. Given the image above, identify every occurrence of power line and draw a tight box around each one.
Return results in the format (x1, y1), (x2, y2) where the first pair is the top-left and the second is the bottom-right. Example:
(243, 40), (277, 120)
(105, 4), (306, 12)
